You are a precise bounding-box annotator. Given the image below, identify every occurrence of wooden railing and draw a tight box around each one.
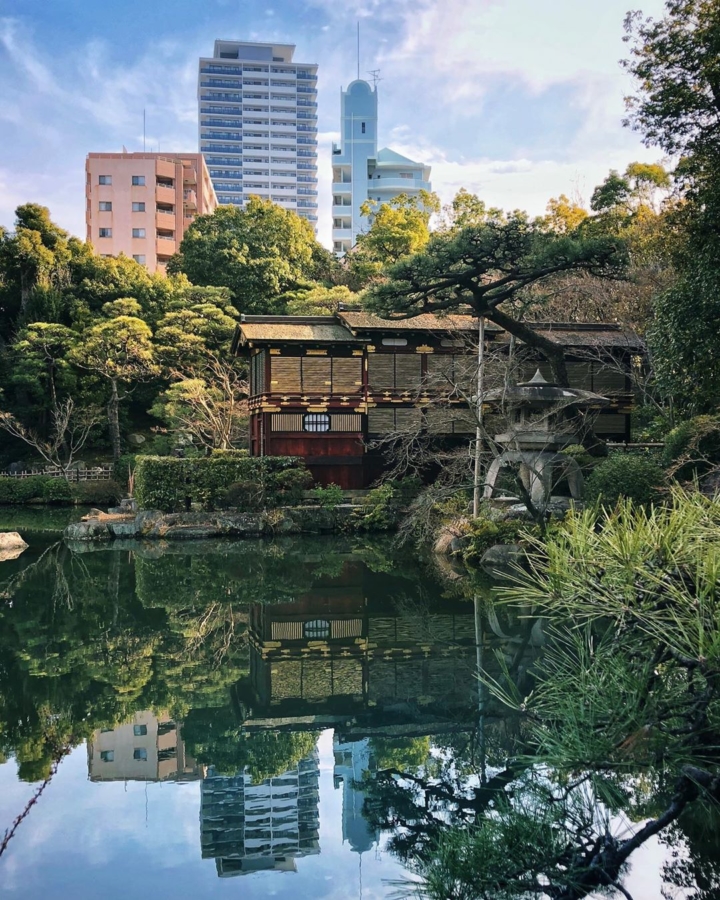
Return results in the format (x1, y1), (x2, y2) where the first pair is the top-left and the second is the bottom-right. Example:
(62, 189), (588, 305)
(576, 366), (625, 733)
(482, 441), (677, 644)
(5, 465), (114, 481)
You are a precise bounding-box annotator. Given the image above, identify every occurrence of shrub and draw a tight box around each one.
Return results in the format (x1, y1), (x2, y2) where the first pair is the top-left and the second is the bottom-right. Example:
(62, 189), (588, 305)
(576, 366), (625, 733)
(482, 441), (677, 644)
(0, 476), (54, 504)
(134, 455), (310, 512)
(41, 479), (73, 504)
(352, 478), (420, 531)
(311, 483), (345, 509)
(210, 448), (249, 458)
(463, 517), (532, 564)
(584, 454), (665, 506)
(662, 415), (720, 480)
(71, 480), (122, 506)
(560, 444), (596, 475)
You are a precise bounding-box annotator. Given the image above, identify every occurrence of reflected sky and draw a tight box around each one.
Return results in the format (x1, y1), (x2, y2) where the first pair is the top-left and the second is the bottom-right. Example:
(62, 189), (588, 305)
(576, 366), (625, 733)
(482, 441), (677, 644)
(0, 730), (415, 900)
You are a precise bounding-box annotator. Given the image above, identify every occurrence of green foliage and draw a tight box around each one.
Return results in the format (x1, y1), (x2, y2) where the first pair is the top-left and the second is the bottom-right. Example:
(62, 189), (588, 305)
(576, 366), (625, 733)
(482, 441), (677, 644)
(71, 480), (122, 506)
(310, 482), (345, 509)
(463, 516), (531, 564)
(352, 478), (422, 531)
(648, 263), (720, 415)
(0, 476), (54, 504)
(584, 453), (665, 506)
(559, 443), (596, 474)
(40, 478), (73, 503)
(662, 414), (720, 479)
(169, 198), (322, 314)
(134, 454), (310, 512)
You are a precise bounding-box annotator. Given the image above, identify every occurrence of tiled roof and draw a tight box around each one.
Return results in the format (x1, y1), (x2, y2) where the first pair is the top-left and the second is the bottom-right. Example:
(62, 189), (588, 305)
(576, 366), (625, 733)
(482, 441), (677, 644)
(338, 312), (483, 332)
(237, 321), (360, 344)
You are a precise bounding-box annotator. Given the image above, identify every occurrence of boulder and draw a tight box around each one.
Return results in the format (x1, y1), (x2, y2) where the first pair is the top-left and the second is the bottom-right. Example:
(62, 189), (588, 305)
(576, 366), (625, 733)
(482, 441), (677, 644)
(0, 532), (28, 552)
(65, 521), (112, 541)
(480, 543), (526, 578)
(127, 433), (146, 447)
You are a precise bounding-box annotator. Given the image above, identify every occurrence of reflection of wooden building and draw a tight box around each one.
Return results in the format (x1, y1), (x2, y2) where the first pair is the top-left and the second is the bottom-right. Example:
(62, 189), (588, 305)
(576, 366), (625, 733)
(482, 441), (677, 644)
(232, 311), (639, 487)
(241, 562), (479, 727)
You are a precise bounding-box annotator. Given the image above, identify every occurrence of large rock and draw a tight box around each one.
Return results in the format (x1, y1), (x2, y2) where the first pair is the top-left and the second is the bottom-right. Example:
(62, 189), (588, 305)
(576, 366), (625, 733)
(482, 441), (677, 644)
(127, 433), (146, 447)
(65, 521), (113, 541)
(0, 532), (28, 552)
(480, 543), (526, 578)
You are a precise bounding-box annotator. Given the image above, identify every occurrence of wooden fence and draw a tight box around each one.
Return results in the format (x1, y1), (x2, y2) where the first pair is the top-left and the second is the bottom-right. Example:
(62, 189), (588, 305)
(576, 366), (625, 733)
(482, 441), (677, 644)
(4, 465), (114, 481)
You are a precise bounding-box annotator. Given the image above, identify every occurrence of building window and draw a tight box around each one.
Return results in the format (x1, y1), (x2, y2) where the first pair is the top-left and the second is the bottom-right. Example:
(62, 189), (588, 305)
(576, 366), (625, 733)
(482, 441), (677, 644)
(133, 724), (148, 736)
(98, 228), (112, 238)
(132, 228), (146, 238)
(133, 748), (148, 761)
(132, 202), (146, 212)
(303, 619), (330, 639)
(133, 254), (146, 265)
(132, 175), (146, 186)
(98, 175), (112, 185)
(100, 751), (114, 762)
(361, 122), (365, 133)
(382, 338), (408, 347)
(303, 413), (330, 432)
(99, 201), (112, 211)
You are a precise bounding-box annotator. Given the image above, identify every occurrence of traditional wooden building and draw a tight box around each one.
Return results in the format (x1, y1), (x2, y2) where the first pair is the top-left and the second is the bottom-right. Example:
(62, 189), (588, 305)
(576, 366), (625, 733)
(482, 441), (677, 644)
(232, 311), (639, 488)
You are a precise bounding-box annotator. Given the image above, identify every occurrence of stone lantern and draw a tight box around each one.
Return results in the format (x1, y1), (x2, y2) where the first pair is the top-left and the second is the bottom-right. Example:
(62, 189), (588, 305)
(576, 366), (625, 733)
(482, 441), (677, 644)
(483, 370), (609, 507)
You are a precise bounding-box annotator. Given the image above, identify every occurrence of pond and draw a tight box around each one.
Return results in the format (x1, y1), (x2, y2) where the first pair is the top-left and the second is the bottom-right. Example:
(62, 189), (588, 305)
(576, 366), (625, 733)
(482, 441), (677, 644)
(0, 518), (717, 899)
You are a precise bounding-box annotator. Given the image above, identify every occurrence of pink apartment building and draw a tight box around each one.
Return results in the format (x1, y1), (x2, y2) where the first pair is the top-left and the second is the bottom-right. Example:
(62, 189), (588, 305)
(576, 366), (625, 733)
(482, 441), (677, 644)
(85, 152), (218, 273)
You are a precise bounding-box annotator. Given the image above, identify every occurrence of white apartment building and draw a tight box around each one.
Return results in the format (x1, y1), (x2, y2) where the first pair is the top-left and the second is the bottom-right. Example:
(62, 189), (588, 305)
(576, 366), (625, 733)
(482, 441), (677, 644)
(198, 40), (318, 229)
(331, 79), (432, 254)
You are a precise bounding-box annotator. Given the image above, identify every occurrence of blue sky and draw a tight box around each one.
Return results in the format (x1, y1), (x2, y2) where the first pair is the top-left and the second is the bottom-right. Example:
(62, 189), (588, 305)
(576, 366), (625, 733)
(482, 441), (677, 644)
(0, 0), (668, 248)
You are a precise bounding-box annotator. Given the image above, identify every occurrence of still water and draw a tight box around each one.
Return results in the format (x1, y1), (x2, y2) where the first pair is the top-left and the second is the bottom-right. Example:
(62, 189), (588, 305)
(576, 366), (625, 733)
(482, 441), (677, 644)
(0, 522), (716, 898)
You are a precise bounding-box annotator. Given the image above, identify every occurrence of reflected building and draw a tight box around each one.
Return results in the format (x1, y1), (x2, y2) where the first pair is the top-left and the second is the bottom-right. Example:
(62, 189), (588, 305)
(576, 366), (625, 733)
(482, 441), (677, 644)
(200, 749), (320, 877)
(333, 737), (377, 853)
(241, 561), (482, 730)
(87, 712), (201, 782)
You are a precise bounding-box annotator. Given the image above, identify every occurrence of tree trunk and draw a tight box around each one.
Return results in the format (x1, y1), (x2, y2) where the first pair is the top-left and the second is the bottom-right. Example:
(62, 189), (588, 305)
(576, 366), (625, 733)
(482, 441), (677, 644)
(481, 306), (570, 386)
(107, 378), (121, 461)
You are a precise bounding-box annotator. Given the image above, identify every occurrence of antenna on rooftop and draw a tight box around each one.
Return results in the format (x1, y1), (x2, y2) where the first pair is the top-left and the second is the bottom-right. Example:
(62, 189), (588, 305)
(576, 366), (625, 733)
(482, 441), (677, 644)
(143, 109), (146, 152)
(368, 69), (382, 88)
(357, 21), (360, 80)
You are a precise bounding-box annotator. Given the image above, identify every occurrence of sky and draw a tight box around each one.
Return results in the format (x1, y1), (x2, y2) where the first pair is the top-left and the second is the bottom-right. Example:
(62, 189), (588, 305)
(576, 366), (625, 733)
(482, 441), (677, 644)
(0, 0), (668, 250)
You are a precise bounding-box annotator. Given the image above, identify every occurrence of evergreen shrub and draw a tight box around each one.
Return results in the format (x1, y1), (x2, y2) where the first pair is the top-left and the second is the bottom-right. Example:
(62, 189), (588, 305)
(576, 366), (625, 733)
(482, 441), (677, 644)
(584, 454), (665, 506)
(134, 455), (310, 512)
(463, 518), (531, 564)
(71, 480), (122, 506)
(662, 414), (720, 479)
(0, 476), (53, 504)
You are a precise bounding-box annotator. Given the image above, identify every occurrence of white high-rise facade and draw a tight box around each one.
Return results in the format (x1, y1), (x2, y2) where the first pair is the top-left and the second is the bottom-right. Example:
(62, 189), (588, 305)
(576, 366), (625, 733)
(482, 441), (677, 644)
(331, 80), (432, 254)
(198, 40), (318, 229)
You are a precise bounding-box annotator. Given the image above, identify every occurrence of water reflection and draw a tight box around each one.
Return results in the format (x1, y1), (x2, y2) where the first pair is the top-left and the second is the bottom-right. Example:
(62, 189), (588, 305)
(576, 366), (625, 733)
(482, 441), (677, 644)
(0, 534), (715, 897)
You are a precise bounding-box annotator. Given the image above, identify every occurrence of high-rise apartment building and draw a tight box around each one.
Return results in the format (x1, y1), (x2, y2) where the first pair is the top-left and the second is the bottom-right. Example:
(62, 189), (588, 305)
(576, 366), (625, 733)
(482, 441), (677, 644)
(331, 80), (432, 254)
(200, 750), (320, 877)
(198, 40), (318, 229)
(86, 152), (217, 273)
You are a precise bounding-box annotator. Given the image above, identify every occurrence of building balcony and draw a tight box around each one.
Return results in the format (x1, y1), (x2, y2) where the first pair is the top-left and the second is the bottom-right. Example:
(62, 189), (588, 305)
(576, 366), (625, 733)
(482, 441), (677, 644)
(156, 235), (176, 255)
(184, 189), (197, 209)
(332, 227), (353, 239)
(332, 204), (353, 215)
(156, 209), (176, 227)
(331, 181), (352, 191)
(156, 184), (176, 204)
(371, 178), (432, 192)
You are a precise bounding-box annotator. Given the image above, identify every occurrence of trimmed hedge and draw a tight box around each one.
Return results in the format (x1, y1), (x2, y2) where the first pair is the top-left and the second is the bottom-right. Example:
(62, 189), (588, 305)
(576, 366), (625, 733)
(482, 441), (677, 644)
(0, 477), (122, 506)
(134, 455), (311, 512)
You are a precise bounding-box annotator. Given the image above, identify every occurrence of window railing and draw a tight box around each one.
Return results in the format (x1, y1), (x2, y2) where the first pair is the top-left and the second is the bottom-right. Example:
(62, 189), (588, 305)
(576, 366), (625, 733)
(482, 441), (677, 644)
(157, 233), (175, 240)
(201, 144), (245, 153)
(200, 65), (243, 75)
(200, 93), (242, 102)
(200, 79), (243, 89)
(157, 207), (174, 215)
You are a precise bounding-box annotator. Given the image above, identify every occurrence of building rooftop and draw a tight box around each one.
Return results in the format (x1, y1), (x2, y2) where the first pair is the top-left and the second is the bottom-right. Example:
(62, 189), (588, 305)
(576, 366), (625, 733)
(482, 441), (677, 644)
(338, 311), (483, 333)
